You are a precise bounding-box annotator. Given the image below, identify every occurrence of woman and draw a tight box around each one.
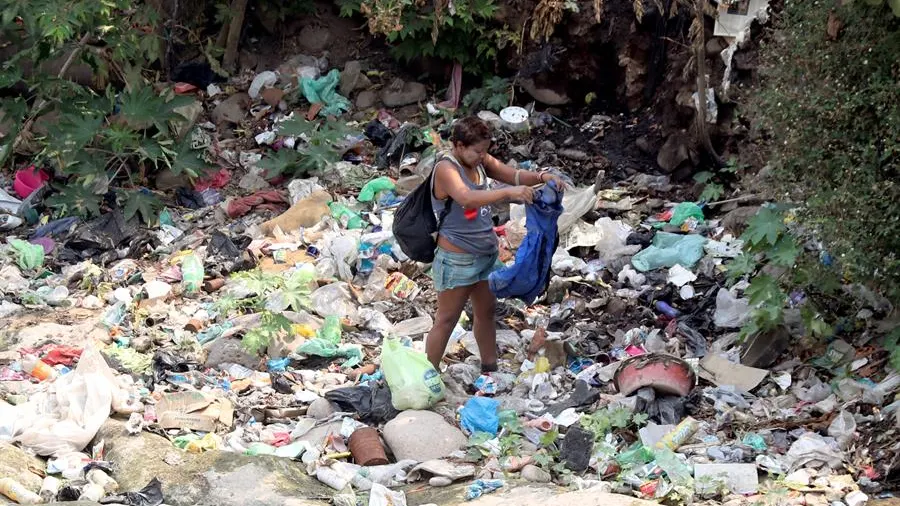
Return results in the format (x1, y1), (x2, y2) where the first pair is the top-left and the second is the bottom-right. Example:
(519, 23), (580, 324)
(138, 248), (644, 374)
(425, 116), (565, 375)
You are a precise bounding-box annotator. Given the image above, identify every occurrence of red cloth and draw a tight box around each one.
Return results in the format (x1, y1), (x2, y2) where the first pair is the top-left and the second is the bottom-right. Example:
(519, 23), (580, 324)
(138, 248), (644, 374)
(194, 168), (231, 191)
(226, 190), (287, 219)
(42, 346), (83, 366)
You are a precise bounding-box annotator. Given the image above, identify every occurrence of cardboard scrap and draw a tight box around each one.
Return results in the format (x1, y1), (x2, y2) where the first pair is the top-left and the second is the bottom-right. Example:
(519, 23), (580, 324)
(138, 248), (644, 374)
(699, 353), (768, 392)
(156, 391), (234, 432)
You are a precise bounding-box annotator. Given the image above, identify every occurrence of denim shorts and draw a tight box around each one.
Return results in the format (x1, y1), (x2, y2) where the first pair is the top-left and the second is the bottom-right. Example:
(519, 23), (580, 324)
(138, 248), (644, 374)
(432, 247), (501, 292)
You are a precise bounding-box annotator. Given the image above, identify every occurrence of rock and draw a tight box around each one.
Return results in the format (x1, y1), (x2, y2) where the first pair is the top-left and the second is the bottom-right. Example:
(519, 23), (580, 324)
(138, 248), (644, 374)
(94, 419), (331, 506)
(212, 93), (250, 125)
(657, 133), (694, 173)
(558, 149), (589, 161)
(721, 206), (761, 235)
(172, 100), (203, 139)
(260, 88), (285, 107)
(155, 167), (190, 191)
(521, 464), (552, 483)
(383, 411), (467, 462)
(606, 297), (627, 317)
(706, 37), (730, 56)
(204, 337), (260, 370)
(0, 442), (45, 494)
(355, 90), (378, 110)
(293, 421), (343, 447)
(519, 77), (571, 105)
(381, 79), (427, 107)
(429, 476), (454, 487)
(560, 424), (593, 473)
(306, 398), (337, 420)
(538, 140), (557, 152)
(635, 136), (653, 154)
(298, 25), (332, 53)
(477, 111), (503, 130)
(339, 61), (371, 97)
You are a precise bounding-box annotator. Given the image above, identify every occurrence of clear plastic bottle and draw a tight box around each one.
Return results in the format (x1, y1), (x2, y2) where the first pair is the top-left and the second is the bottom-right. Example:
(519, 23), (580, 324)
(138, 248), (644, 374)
(21, 354), (57, 381)
(181, 253), (204, 293)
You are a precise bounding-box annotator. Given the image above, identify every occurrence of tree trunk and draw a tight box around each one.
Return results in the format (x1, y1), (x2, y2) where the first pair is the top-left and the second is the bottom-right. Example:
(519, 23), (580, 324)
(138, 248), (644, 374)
(223, 0), (249, 72)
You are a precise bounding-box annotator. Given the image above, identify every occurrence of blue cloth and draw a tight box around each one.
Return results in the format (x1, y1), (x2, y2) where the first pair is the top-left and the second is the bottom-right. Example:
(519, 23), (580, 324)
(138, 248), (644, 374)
(432, 247), (501, 292)
(488, 181), (563, 303)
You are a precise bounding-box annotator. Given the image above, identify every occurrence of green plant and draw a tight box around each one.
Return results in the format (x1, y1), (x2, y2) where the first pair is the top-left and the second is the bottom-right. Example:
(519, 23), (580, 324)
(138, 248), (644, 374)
(749, 0), (900, 302)
(242, 311), (293, 355)
(338, 0), (505, 73)
(265, 117), (358, 178)
(462, 77), (512, 112)
(580, 407), (648, 441)
(693, 157), (744, 203)
(0, 0), (211, 225)
(726, 205), (836, 340)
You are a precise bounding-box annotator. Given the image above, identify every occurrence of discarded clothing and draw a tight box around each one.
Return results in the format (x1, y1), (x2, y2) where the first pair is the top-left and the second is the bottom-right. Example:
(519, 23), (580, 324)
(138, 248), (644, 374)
(489, 181), (563, 303)
(226, 190), (288, 219)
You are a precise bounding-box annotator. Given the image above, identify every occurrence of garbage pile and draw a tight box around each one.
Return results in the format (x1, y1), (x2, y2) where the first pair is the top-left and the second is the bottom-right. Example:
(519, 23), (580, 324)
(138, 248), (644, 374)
(0, 55), (898, 506)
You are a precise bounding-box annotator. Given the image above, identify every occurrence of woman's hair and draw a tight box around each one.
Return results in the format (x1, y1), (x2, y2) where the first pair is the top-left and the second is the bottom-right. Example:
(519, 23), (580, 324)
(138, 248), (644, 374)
(450, 116), (492, 146)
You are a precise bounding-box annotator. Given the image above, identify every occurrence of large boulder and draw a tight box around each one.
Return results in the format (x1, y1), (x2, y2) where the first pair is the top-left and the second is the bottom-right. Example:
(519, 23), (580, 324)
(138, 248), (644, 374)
(339, 61), (371, 97)
(212, 93), (250, 125)
(382, 410), (467, 462)
(94, 419), (331, 506)
(204, 336), (260, 370)
(657, 133), (695, 173)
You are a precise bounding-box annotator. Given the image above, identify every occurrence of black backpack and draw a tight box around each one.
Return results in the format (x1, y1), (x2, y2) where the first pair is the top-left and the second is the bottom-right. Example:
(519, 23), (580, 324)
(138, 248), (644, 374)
(392, 170), (452, 263)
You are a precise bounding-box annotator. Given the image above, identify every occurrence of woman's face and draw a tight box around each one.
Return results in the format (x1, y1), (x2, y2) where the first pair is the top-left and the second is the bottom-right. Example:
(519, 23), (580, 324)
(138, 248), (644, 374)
(454, 140), (491, 168)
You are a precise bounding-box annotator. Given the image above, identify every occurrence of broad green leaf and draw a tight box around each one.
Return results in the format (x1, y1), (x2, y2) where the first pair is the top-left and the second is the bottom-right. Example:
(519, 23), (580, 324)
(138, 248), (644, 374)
(742, 206), (785, 246)
(276, 116), (320, 137)
(745, 274), (784, 307)
(257, 149), (304, 179)
(767, 235), (801, 266)
(45, 184), (102, 217)
(699, 182), (725, 203)
(122, 190), (162, 225)
(170, 134), (213, 177)
(726, 253), (757, 281)
(693, 171), (714, 184)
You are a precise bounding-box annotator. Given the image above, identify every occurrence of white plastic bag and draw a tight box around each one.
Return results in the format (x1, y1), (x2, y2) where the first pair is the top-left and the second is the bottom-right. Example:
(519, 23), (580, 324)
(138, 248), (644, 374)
(8, 345), (124, 457)
(310, 282), (358, 321)
(713, 288), (751, 328)
(558, 186), (598, 234)
(594, 217), (642, 262)
(827, 410), (856, 449)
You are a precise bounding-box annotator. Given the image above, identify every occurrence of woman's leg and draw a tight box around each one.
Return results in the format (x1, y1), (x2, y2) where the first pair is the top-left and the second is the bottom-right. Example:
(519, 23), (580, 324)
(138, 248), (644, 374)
(470, 280), (498, 371)
(426, 284), (473, 370)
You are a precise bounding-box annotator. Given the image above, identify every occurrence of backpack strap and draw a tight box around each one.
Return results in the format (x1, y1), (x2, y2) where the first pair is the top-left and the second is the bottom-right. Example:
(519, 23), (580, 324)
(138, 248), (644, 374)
(430, 156), (454, 232)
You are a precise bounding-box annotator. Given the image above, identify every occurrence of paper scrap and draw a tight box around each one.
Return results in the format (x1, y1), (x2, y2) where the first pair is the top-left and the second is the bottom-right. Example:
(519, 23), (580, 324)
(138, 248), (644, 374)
(699, 353), (768, 392)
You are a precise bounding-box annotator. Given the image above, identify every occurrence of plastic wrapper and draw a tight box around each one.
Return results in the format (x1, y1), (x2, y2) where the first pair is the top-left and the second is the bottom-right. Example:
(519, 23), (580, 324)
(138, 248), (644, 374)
(459, 397), (500, 436)
(381, 338), (445, 410)
(310, 282), (358, 321)
(99, 477), (163, 506)
(557, 186), (598, 234)
(9, 238), (44, 270)
(827, 410), (856, 449)
(594, 217), (643, 262)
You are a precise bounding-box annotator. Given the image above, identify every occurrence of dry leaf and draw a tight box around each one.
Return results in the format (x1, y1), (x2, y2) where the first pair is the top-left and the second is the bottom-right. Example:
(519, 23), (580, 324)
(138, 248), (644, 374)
(826, 10), (842, 40)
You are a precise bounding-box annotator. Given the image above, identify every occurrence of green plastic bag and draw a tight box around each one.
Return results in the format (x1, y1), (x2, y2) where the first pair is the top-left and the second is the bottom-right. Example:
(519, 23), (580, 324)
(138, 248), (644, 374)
(668, 202), (704, 227)
(358, 177), (396, 202)
(631, 232), (707, 272)
(9, 238), (43, 270)
(381, 338), (445, 410)
(300, 69), (351, 117)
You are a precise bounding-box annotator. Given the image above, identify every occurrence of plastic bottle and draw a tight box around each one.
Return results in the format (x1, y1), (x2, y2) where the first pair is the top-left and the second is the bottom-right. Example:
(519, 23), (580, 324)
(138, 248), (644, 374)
(654, 447), (692, 484)
(655, 416), (700, 450)
(21, 354), (57, 381)
(181, 253), (204, 293)
(86, 468), (119, 493)
(0, 478), (42, 504)
(318, 315), (342, 345)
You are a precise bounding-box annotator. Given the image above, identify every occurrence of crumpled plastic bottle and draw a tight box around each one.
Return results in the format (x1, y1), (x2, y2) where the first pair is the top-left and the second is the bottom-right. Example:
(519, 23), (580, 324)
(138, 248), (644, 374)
(181, 254), (204, 293)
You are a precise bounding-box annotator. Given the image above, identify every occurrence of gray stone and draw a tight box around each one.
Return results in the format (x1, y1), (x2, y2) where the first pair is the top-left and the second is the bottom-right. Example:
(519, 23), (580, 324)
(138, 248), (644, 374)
(339, 61), (371, 97)
(94, 419), (331, 506)
(558, 149), (589, 161)
(204, 337), (260, 370)
(721, 206), (761, 235)
(519, 77), (571, 105)
(383, 411), (467, 462)
(293, 421), (343, 447)
(657, 133), (694, 173)
(381, 79), (427, 107)
(538, 140), (557, 152)
(154, 168), (190, 191)
(298, 25), (332, 53)
(0, 442), (45, 494)
(212, 93), (250, 125)
(635, 136), (653, 154)
(355, 90), (377, 110)
(521, 464), (552, 483)
(306, 398), (338, 420)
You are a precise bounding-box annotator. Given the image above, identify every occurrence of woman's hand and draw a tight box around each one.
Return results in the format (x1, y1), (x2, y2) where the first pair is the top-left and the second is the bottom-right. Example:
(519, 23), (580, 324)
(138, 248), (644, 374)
(505, 185), (535, 204)
(540, 172), (567, 192)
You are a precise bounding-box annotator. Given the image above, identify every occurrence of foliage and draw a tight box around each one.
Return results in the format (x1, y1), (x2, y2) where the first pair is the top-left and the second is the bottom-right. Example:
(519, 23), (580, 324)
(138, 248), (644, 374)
(462, 77), (512, 112)
(337, 0), (514, 73)
(726, 205), (836, 341)
(0, 0), (211, 225)
(693, 157), (743, 203)
(581, 406), (648, 441)
(264, 117), (357, 178)
(242, 311), (293, 355)
(749, 0), (900, 302)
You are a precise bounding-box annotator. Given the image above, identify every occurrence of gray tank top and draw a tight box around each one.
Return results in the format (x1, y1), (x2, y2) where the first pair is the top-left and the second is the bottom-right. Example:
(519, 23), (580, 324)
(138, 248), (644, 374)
(431, 153), (498, 256)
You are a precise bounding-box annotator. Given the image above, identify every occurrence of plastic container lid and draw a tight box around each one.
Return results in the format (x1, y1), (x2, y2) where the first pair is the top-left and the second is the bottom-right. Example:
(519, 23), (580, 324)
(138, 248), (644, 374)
(499, 106), (529, 130)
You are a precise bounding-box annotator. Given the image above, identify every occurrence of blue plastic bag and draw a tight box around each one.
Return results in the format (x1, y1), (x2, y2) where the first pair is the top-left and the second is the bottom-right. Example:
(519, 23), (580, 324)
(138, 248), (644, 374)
(459, 397), (500, 436)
